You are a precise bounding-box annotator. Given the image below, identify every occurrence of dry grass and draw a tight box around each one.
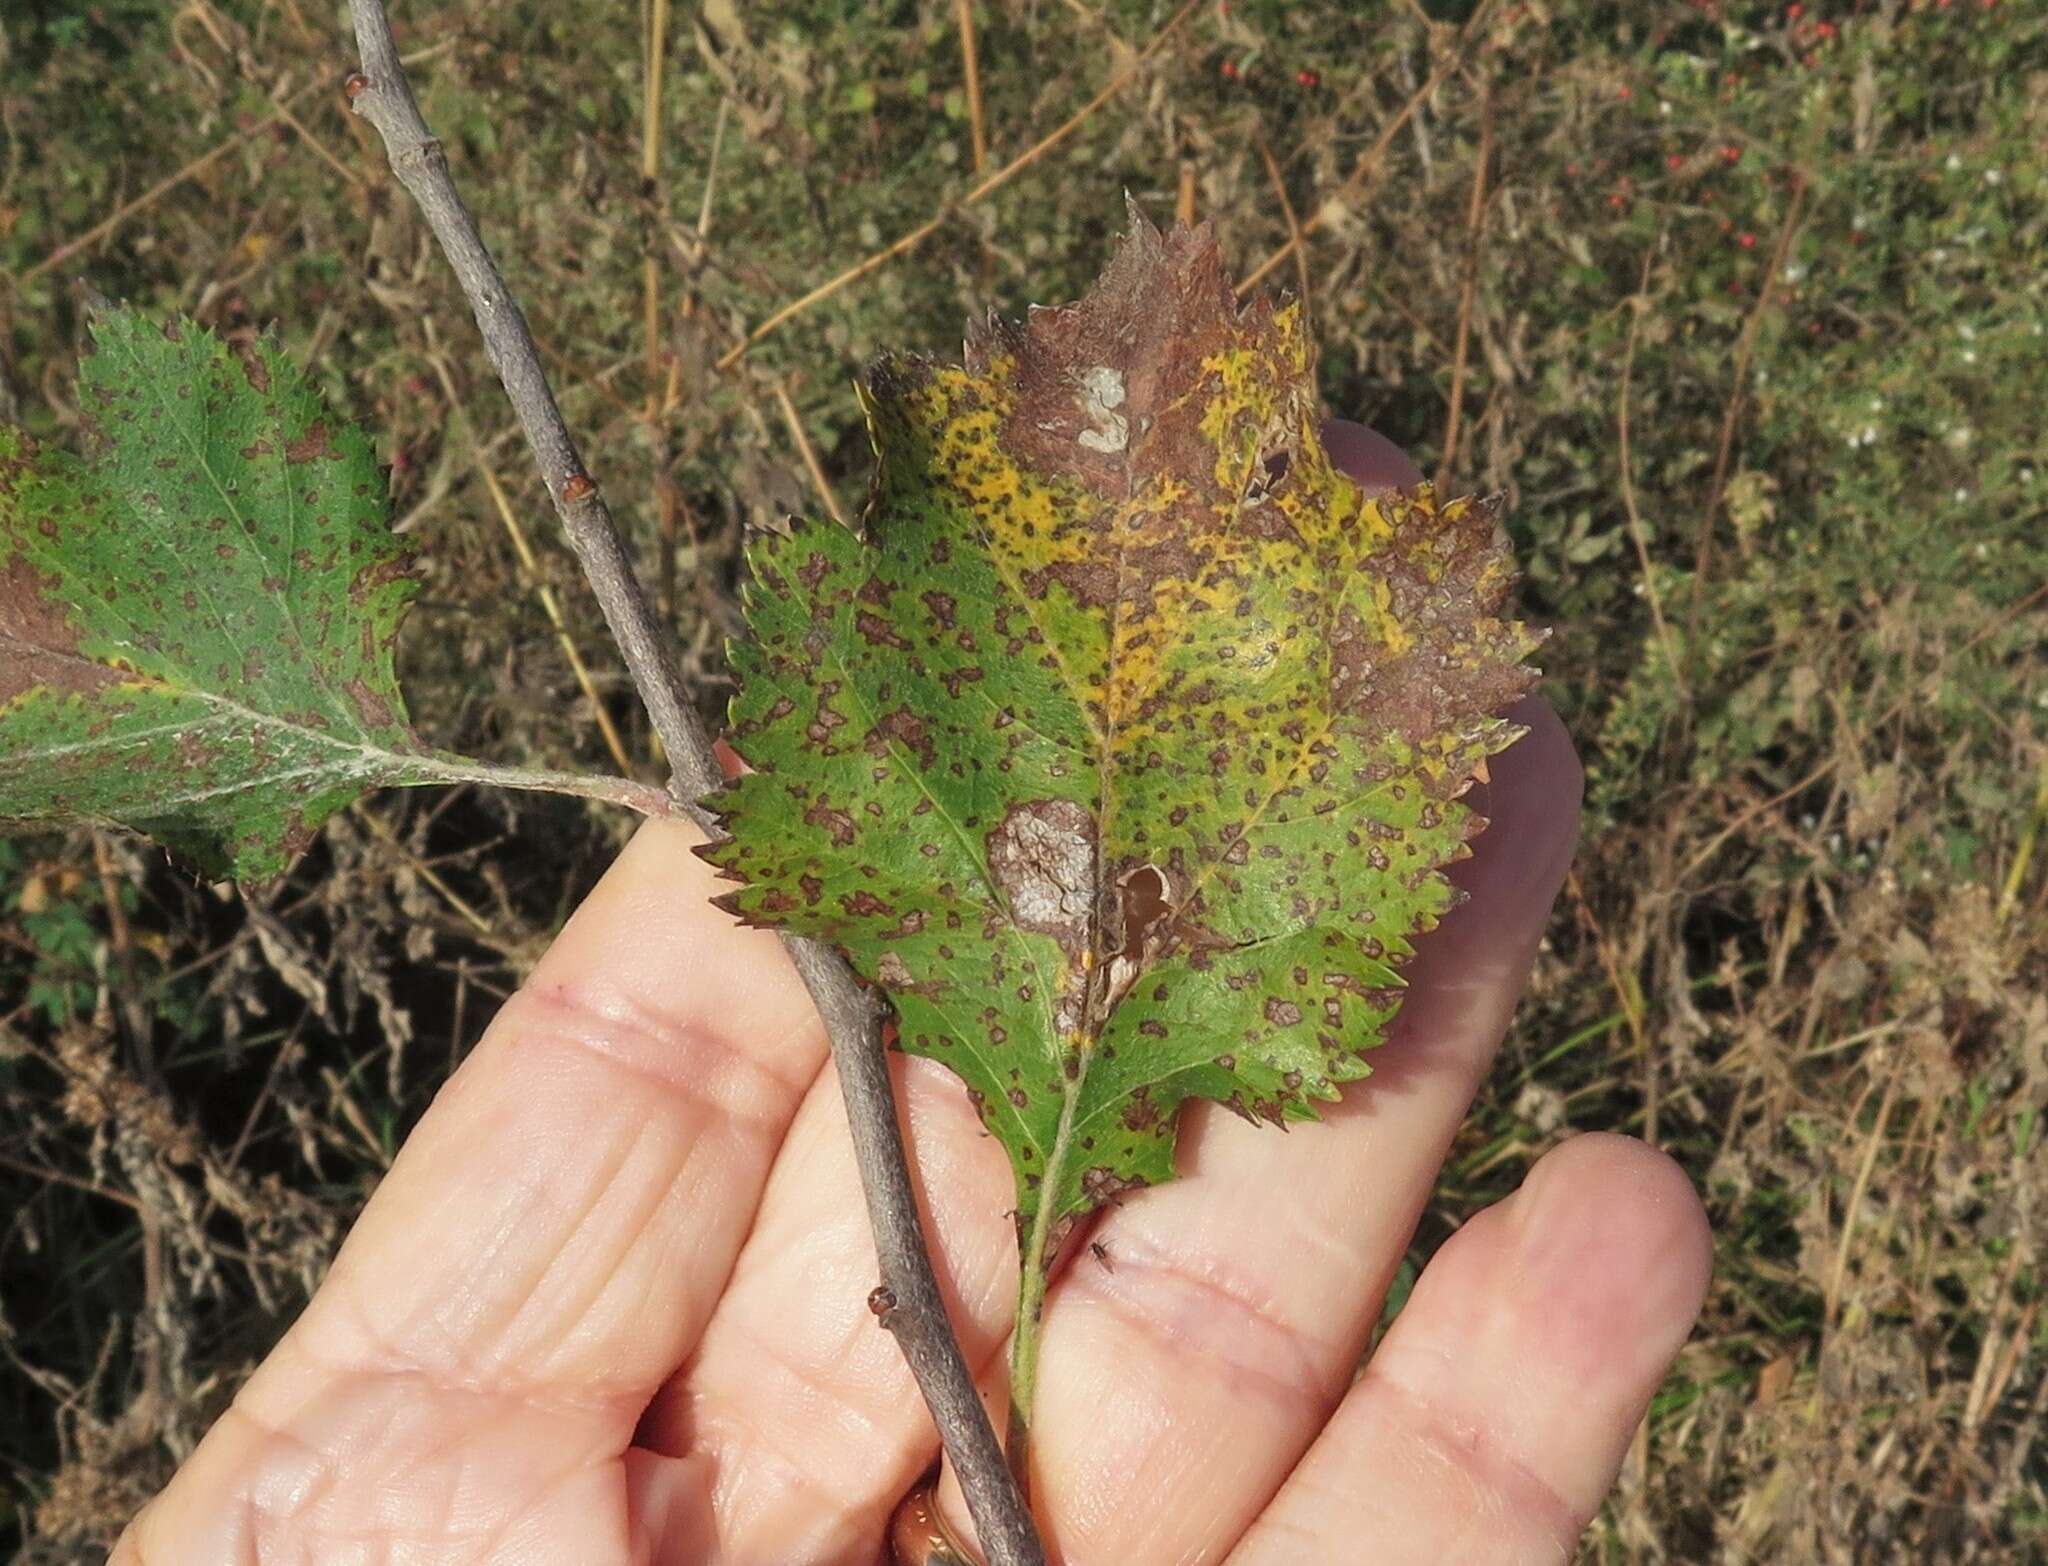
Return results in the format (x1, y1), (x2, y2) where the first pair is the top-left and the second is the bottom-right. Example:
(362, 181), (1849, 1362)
(2, 1), (2043, 1559)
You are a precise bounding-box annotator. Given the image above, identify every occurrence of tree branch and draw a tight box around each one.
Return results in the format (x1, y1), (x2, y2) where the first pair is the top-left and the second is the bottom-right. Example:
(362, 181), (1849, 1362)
(341, 8), (1041, 1564)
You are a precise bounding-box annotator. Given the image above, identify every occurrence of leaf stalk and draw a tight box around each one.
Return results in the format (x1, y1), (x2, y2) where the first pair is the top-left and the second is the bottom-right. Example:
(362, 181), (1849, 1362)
(1004, 1076), (1086, 1499)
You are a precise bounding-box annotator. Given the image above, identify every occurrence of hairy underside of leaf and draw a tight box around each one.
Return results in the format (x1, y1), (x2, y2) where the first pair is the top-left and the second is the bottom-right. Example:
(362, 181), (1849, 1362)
(0, 309), (433, 881)
(703, 212), (1541, 1260)
(0, 309), (664, 883)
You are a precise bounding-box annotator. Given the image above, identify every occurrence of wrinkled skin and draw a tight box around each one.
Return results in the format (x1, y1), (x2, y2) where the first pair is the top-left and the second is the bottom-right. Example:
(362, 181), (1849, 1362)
(114, 424), (1710, 1566)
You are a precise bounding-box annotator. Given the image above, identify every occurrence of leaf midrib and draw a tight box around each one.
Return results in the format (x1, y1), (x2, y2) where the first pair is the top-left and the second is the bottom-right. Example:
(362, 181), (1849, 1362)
(103, 322), (359, 735)
(0, 631), (414, 789)
(817, 639), (1067, 1059)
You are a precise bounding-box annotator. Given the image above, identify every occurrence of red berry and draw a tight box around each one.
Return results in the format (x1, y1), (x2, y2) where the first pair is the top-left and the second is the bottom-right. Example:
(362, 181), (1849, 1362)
(1297, 69), (1321, 88)
(1786, 2), (1802, 14)
(1220, 59), (1239, 80)
(1723, 144), (1742, 163)
(1668, 153), (1685, 171)
(1816, 20), (1836, 36)
(1618, 85), (1633, 100)
(1738, 231), (1758, 248)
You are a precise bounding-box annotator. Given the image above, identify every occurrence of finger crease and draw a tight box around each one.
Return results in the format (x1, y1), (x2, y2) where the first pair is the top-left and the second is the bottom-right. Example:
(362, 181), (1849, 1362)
(1364, 1367), (1582, 1560)
(500, 980), (818, 1135)
(1066, 1241), (1334, 1410)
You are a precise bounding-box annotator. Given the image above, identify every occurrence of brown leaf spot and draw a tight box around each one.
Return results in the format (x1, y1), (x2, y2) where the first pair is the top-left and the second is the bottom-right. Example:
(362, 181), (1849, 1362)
(347, 553), (411, 606)
(1121, 1087), (1161, 1130)
(1264, 996), (1304, 1027)
(855, 609), (911, 650)
(1116, 863), (1170, 961)
(803, 798), (856, 846)
(344, 676), (394, 730)
(230, 337), (272, 393)
(871, 707), (935, 770)
(1043, 559), (1117, 609)
(284, 420), (338, 464)
(1081, 1166), (1143, 1208)
(0, 554), (115, 705)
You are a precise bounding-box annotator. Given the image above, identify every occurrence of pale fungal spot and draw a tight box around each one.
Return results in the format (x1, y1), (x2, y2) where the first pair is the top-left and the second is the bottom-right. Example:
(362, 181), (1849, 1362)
(1055, 992), (1086, 1037)
(1076, 365), (1129, 454)
(988, 799), (1096, 958)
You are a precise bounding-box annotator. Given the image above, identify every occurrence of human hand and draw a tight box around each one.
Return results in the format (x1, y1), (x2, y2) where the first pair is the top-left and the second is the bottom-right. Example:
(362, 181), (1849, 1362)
(113, 421), (1709, 1566)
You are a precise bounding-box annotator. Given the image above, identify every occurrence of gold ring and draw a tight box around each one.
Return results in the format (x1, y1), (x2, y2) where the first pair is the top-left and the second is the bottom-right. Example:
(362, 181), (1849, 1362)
(889, 1475), (985, 1565)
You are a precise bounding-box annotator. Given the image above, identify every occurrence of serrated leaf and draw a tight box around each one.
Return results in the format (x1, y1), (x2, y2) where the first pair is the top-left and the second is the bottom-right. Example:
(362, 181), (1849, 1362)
(0, 307), (435, 881)
(703, 216), (1541, 1263)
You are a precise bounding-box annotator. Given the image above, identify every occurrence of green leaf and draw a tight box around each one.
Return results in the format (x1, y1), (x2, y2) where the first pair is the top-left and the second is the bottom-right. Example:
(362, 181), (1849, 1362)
(704, 215), (1542, 1262)
(0, 309), (591, 882)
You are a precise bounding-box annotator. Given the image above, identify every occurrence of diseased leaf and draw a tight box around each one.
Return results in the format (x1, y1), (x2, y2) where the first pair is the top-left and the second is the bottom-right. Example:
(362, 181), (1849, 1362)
(704, 215), (1540, 1266)
(0, 308), (438, 881)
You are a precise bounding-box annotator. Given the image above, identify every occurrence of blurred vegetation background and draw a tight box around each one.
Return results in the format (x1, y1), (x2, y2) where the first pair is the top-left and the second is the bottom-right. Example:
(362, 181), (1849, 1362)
(1, 0), (2043, 1559)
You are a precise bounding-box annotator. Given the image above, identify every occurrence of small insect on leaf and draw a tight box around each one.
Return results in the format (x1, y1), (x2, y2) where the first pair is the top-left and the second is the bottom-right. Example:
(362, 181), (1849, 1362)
(702, 208), (1540, 1268)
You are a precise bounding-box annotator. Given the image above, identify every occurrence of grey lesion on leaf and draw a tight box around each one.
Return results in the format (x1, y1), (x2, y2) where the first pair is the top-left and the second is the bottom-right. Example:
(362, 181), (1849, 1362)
(986, 798), (1095, 959)
(873, 951), (947, 998)
(1074, 367), (1129, 455)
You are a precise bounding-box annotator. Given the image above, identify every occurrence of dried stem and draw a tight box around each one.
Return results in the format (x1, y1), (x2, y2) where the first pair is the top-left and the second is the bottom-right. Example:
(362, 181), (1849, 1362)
(422, 325), (639, 776)
(1236, 0), (1496, 297)
(1253, 135), (1311, 322)
(342, 8), (1044, 1564)
(717, 0), (1201, 371)
(1435, 74), (1492, 497)
(23, 81), (321, 285)
(774, 378), (849, 527)
(640, 0), (671, 418)
(1616, 249), (1686, 700)
(956, 0), (989, 174)
(1687, 178), (1808, 646)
